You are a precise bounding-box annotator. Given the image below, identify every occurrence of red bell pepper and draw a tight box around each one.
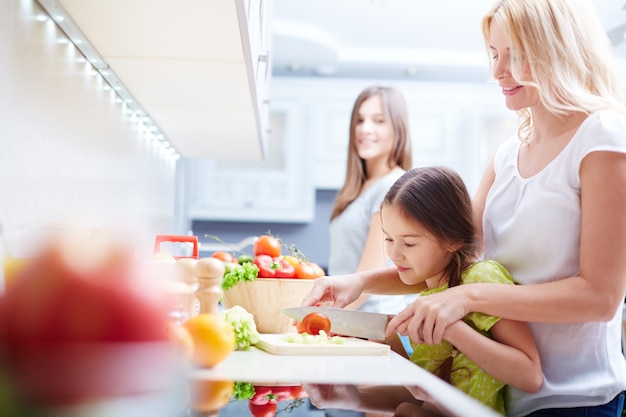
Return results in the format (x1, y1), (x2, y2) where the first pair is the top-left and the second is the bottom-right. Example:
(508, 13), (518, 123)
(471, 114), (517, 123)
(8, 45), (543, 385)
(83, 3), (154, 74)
(250, 386), (277, 405)
(273, 258), (296, 278)
(253, 255), (296, 278)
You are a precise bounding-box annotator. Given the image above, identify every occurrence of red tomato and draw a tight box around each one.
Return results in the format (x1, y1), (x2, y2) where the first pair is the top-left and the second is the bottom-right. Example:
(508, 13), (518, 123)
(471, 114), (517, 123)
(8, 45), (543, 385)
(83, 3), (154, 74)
(253, 235), (282, 257)
(295, 261), (325, 279)
(210, 251), (237, 263)
(310, 262), (326, 278)
(249, 401), (277, 417)
(283, 256), (324, 279)
(296, 312), (331, 335)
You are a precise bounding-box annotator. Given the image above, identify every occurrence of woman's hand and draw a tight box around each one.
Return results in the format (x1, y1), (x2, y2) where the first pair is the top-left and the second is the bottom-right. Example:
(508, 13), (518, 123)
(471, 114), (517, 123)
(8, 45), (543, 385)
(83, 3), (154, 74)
(300, 274), (365, 308)
(386, 285), (470, 345)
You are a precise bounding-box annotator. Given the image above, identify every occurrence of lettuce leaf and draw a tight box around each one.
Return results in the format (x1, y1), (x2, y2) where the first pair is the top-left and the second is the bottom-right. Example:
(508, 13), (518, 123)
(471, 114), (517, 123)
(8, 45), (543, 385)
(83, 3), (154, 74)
(221, 261), (258, 291)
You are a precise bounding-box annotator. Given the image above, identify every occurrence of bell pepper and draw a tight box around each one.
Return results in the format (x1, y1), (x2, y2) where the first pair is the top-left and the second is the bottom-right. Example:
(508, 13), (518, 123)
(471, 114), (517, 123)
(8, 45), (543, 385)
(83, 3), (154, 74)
(253, 255), (296, 278)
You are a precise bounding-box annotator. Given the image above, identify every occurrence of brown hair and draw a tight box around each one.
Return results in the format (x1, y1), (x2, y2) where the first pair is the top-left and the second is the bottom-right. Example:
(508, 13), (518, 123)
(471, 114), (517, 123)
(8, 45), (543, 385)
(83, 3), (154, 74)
(330, 86), (412, 220)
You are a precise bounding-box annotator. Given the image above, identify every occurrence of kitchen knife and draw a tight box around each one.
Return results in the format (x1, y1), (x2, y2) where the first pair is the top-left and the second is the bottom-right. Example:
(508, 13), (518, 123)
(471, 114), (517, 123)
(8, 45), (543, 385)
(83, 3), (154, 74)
(282, 306), (392, 340)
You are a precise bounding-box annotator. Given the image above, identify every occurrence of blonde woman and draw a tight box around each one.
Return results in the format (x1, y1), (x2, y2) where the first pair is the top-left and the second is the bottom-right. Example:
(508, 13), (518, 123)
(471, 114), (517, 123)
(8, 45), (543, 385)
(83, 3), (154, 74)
(306, 1), (626, 416)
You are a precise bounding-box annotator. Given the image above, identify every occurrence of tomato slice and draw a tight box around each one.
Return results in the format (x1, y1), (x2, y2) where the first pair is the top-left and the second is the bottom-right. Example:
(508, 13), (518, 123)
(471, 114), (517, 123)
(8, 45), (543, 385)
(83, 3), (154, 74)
(296, 312), (331, 335)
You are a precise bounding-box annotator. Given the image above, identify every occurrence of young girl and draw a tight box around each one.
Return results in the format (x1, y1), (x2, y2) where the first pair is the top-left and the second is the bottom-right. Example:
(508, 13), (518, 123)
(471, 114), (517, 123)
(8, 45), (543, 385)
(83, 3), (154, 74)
(380, 166), (542, 413)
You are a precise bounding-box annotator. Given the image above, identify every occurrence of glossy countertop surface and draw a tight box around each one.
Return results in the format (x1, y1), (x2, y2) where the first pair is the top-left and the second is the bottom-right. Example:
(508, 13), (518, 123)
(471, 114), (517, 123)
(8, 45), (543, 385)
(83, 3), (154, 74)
(189, 347), (502, 417)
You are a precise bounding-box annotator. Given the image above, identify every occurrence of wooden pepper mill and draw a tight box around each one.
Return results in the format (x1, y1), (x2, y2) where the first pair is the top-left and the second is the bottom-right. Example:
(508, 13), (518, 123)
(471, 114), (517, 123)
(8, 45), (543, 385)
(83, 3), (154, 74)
(194, 257), (225, 315)
(175, 257), (199, 318)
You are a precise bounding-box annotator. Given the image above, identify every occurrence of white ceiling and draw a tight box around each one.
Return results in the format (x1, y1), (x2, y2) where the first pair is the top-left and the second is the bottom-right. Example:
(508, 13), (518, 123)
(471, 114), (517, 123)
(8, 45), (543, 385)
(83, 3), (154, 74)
(41, 0), (626, 161)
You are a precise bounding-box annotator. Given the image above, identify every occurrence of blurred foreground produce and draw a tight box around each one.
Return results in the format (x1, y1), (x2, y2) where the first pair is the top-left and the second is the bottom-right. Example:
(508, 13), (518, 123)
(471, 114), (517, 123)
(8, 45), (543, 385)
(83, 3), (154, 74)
(189, 379), (235, 415)
(0, 235), (185, 416)
(184, 313), (236, 368)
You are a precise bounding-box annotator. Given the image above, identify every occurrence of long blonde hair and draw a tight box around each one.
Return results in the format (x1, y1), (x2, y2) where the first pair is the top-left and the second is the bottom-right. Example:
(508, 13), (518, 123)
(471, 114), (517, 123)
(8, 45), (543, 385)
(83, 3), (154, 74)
(330, 86), (412, 220)
(482, 0), (626, 141)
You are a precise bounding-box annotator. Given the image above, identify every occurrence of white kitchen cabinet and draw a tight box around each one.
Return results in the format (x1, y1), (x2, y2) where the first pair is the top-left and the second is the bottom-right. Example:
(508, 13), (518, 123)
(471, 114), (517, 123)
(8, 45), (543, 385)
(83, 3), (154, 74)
(183, 100), (316, 223)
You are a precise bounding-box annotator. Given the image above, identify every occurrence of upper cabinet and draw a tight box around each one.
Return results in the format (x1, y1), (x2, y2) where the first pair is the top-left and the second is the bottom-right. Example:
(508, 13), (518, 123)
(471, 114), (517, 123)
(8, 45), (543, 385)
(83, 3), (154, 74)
(42, 0), (273, 160)
(237, 0), (273, 159)
(182, 99), (316, 224)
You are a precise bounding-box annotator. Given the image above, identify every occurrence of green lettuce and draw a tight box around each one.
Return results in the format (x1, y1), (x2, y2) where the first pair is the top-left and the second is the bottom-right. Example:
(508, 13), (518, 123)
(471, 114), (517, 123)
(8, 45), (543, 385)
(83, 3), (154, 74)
(221, 261), (258, 291)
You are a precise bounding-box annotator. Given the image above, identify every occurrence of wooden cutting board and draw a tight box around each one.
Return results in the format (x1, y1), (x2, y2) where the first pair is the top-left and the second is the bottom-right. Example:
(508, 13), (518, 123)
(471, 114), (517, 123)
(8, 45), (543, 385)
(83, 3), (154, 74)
(254, 334), (390, 356)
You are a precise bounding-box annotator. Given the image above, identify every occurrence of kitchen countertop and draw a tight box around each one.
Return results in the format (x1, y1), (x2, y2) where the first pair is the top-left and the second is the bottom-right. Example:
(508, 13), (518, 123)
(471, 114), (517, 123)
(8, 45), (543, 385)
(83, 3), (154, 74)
(189, 347), (502, 417)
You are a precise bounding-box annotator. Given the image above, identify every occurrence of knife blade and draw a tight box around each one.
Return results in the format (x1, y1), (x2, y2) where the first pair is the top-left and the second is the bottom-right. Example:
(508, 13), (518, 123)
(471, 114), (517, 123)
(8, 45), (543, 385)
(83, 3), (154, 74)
(282, 306), (392, 340)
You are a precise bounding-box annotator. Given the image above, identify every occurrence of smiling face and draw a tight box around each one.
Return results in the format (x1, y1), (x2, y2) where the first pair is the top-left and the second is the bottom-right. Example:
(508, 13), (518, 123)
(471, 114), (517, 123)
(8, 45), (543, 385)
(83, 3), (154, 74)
(489, 19), (540, 111)
(381, 203), (454, 289)
(354, 94), (396, 167)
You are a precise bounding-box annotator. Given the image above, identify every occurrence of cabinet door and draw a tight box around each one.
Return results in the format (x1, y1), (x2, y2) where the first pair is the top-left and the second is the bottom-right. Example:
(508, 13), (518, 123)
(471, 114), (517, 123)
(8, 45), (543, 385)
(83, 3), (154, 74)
(184, 101), (315, 223)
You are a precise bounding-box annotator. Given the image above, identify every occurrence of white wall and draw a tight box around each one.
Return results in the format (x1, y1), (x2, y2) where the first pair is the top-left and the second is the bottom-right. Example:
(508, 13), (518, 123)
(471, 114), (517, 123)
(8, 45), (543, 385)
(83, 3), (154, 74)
(0, 1), (176, 252)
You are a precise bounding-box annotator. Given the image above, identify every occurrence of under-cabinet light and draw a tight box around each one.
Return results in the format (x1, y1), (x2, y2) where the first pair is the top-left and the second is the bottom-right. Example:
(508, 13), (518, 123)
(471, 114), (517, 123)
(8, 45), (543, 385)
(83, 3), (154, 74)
(35, 0), (180, 162)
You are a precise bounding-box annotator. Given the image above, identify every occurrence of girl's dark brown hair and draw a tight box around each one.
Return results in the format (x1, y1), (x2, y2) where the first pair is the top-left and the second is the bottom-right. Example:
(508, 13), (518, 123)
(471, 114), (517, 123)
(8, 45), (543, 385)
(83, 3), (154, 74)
(382, 166), (477, 383)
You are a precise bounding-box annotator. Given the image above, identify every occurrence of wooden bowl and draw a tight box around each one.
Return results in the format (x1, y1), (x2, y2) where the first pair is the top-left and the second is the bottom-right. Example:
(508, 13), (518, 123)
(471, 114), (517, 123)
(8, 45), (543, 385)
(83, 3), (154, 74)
(221, 278), (315, 334)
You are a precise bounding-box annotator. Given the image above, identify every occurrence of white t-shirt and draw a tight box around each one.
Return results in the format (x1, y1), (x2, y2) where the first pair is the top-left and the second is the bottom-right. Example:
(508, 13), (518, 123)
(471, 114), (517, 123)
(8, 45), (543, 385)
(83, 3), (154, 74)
(483, 110), (626, 416)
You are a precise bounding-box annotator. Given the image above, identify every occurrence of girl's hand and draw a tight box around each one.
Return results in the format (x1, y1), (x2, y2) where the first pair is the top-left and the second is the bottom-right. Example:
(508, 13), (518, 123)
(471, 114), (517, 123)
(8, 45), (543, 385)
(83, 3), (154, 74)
(386, 286), (470, 345)
(300, 274), (365, 308)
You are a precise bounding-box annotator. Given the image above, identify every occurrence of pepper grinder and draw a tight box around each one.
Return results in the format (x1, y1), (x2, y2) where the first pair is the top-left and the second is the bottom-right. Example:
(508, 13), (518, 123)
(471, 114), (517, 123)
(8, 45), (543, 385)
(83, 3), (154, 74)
(194, 257), (225, 315)
(175, 258), (199, 318)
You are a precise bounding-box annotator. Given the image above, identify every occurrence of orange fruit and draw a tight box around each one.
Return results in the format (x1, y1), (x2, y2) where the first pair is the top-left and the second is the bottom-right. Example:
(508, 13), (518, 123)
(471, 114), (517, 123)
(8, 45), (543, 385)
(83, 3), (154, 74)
(166, 321), (194, 361)
(183, 314), (235, 368)
(190, 379), (234, 412)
